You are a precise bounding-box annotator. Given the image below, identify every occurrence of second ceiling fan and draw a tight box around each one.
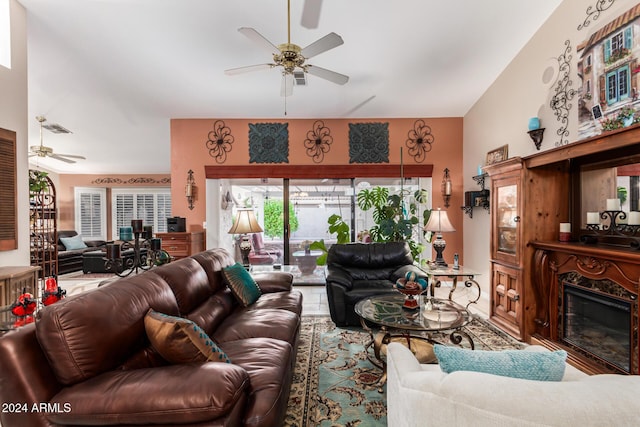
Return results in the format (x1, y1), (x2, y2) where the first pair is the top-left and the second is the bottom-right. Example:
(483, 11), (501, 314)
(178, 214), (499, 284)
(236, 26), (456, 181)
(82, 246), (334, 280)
(224, 0), (348, 97)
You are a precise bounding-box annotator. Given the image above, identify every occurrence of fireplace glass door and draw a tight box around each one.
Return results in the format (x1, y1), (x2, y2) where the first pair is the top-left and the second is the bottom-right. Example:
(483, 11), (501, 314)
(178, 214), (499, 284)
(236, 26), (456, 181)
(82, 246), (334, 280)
(562, 283), (632, 373)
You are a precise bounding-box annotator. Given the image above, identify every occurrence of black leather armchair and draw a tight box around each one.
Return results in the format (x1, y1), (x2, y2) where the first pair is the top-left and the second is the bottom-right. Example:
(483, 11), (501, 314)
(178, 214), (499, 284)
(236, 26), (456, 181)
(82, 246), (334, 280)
(325, 242), (427, 327)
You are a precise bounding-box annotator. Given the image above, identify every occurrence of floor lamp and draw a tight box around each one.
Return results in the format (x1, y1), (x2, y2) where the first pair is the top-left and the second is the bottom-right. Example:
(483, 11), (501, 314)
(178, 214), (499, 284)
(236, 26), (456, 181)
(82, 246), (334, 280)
(228, 208), (263, 267)
(424, 208), (456, 267)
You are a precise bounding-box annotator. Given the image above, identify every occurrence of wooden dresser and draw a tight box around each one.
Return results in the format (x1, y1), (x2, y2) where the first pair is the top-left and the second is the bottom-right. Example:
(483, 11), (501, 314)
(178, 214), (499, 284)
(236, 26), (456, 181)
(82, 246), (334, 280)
(155, 231), (205, 260)
(0, 266), (40, 307)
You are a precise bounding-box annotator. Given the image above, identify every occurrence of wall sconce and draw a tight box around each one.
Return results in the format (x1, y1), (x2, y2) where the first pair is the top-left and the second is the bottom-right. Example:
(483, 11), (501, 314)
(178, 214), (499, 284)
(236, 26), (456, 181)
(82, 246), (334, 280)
(527, 117), (545, 150)
(527, 128), (545, 150)
(441, 168), (452, 208)
(185, 169), (195, 210)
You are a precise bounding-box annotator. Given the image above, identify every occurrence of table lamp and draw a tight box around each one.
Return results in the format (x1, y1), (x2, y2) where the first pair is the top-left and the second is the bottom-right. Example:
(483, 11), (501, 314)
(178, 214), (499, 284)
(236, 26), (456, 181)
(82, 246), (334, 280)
(424, 208), (456, 266)
(228, 208), (263, 267)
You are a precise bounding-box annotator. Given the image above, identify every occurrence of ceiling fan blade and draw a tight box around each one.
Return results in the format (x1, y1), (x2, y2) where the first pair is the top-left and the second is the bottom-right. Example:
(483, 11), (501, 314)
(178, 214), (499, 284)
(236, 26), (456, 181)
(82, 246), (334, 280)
(238, 27), (280, 55)
(225, 63), (274, 75)
(300, 32), (344, 59)
(55, 153), (86, 159)
(281, 73), (294, 97)
(301, 0), (322, 29)
(306, 65), (349, 85)
(49, 154), (77, 164)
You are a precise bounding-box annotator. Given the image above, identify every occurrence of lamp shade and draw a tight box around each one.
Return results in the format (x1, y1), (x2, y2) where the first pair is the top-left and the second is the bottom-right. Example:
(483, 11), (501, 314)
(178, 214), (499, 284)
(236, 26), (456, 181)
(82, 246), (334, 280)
(424, 209), (456, 233)
(228, 209), (263, 234)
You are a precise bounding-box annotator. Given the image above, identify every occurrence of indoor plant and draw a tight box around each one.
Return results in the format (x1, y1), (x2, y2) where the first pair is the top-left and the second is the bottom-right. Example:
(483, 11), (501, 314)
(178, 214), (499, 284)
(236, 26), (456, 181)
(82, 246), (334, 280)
(356, 186), (430, 261)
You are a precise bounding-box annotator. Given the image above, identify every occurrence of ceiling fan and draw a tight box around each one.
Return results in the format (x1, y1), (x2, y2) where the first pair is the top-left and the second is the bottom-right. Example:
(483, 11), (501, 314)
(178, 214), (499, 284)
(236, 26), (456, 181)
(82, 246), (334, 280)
(224, 0), (348, 97)
(29, 116), (86, 164)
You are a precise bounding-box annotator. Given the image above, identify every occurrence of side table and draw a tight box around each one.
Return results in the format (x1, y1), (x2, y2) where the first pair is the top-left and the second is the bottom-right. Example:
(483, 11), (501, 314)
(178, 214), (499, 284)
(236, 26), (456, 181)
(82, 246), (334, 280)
(423, 265), (481, 308)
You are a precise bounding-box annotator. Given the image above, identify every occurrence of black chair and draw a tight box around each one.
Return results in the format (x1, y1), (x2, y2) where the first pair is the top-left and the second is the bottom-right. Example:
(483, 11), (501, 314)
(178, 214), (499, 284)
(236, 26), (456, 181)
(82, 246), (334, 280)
(325, 242), (427, 327)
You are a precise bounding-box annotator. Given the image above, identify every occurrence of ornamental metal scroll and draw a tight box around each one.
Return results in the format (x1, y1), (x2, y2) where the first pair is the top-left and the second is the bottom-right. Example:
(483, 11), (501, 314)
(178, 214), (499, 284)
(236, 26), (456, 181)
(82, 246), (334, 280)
(405, 119), (434, 163)
(577, 0), (617, 31)
(303, 120), (333, 163)
(206, 120), (234, 164)
(249, 123), (289, 163)
(91, 177), (171, 184)
(348, 122), (389, 164)
(550, 40), (576, 146)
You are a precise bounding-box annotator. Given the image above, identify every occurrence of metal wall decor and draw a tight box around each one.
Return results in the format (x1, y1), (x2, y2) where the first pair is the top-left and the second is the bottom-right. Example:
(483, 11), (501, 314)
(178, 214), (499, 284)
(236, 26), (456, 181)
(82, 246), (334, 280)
(249, 123), (289, 163)
(578, 0), (617, 31)
(206, 120), (234, 164)
(303, 120), (333, 163)
(550, 40), (576, 147)
(91, 177), (171, 185)
(405, 119), (434, 163)
(348, 122), (389, 163)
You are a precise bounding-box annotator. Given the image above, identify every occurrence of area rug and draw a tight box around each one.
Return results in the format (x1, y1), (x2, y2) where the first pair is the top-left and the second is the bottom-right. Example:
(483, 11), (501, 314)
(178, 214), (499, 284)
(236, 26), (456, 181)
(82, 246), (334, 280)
(284, 315), (524, 427)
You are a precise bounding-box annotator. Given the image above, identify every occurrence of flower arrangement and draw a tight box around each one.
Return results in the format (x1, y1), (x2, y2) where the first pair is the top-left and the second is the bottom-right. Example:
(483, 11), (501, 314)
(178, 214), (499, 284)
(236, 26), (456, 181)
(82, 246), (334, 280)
(618, 105), (636, 119)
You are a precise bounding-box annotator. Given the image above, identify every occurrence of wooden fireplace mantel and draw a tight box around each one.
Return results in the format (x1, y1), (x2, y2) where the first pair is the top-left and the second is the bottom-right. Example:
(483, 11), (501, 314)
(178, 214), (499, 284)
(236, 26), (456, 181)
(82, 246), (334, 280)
(492, 125), (640, 374)
(530, 241), (640, 374)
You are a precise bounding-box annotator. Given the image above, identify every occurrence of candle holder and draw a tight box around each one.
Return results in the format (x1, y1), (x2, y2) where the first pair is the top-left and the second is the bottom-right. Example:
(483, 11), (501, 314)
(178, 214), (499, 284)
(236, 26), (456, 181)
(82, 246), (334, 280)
(580, 210), (640, 249)
(105, 220), (170, 277)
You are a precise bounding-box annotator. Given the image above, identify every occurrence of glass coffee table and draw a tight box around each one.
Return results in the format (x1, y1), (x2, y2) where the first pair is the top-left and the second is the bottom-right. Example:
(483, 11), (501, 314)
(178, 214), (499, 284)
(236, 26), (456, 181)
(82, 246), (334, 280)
(354, 294), (474, 391)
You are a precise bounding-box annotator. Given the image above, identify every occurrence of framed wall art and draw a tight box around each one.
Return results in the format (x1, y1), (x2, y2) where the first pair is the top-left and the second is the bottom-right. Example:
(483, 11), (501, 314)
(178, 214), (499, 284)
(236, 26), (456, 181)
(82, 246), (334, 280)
(486, 144), (508, 165)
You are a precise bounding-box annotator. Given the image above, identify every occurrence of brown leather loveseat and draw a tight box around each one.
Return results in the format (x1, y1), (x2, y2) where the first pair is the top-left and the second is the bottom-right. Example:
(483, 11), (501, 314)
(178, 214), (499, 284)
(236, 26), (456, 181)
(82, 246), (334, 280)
(0, 248), (302, 427)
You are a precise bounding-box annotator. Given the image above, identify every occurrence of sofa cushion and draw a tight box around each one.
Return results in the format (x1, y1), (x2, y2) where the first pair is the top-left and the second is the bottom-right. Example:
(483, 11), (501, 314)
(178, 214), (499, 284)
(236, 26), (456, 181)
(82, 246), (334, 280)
(434, 344), (567, 381)
(144, 309), (231, 364)
(223, 263), (262, 306)
(36, 273), (180, 386)
(48, 363), (249, 425)
(59, 234), (88, 250)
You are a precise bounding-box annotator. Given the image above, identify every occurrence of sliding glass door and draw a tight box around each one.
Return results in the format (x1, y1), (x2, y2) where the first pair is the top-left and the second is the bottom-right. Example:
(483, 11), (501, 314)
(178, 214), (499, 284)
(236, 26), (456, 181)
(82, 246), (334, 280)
(226, 176), (431, 266)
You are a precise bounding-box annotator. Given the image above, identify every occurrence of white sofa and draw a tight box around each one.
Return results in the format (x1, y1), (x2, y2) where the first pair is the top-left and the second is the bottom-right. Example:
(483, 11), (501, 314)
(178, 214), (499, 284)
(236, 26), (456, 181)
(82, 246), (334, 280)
(386, 342), (640, 427)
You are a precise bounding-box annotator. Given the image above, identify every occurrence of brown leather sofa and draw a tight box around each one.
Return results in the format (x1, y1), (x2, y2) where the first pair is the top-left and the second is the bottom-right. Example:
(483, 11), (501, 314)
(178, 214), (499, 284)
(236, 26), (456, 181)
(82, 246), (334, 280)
(0, 248), (302, 427)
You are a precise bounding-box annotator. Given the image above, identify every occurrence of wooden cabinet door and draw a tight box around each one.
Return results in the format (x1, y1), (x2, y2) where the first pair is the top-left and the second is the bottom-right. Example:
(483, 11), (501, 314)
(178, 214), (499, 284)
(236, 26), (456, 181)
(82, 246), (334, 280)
(491, 172), (521, 265)
(490, 263), (522, 340)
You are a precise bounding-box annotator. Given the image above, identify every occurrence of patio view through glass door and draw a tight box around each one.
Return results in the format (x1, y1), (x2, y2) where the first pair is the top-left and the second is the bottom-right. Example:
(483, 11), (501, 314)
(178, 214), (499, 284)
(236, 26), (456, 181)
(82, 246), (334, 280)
(229, 176), (431, 272)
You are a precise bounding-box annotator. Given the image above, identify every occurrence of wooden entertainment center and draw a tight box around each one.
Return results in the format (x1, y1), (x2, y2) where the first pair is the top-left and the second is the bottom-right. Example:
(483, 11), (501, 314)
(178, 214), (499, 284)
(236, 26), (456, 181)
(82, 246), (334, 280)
(484, 124), (640, 375)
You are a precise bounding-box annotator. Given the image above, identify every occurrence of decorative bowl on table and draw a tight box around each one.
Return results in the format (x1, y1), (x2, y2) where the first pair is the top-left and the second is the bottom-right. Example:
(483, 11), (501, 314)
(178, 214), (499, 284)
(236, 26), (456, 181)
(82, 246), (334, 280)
(395, 272), (428, 310)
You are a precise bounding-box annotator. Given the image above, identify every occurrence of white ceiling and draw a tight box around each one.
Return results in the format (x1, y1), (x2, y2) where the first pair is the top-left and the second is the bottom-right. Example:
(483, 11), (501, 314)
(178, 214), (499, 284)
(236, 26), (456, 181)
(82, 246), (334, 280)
(19, 0), (562, 175)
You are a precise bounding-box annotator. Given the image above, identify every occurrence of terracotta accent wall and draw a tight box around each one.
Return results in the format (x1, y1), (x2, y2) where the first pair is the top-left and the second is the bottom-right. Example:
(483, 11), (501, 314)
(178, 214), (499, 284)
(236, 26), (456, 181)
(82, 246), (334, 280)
(171, 117), (464, 261)
(57, 174), (171, 234)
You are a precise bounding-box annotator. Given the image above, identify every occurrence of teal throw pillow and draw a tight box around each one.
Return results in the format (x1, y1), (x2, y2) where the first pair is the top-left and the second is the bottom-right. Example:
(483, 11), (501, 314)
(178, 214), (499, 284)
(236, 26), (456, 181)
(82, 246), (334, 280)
(222, 262), (262, 306)
(434, 344), (567, 381)
(144, 309), (231, 364)
(60, 235), (88, 250)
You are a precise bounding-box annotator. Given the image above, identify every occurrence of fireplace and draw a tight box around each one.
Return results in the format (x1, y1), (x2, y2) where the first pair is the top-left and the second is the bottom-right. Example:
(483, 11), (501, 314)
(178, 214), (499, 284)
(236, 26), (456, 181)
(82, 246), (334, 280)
(560, 282), (633, 373)
(531, 242), (640, 374)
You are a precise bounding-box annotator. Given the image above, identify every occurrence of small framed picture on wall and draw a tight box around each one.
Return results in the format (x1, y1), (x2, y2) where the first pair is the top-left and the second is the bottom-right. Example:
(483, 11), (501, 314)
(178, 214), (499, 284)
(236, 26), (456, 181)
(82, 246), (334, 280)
(486, 144), (508, 165)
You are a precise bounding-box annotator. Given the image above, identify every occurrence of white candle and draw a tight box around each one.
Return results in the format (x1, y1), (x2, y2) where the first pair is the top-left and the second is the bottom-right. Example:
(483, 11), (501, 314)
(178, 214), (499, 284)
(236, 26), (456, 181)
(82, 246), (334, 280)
(628, 211), (640, 225)
(587, 212), (600, 224)
(606, 198), (621, 210)
(560, 223), (571, 233)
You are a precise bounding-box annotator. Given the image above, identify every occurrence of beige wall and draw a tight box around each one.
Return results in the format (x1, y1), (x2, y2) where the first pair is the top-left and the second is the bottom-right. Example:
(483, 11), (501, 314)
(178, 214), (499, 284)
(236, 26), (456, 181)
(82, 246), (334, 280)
(463, 0), (638, 315)
(0, 0), (28, 266)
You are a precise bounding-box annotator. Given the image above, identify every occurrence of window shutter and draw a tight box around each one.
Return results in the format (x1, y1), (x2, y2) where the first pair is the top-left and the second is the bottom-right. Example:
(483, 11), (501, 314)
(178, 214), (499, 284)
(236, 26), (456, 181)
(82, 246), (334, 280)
(75, 188), (106, 240)
(112, 189), (171, 238)
(0, 128), (16, 250)
(604, 39), (611, 63)
(625, 27), (632, 49)
(156, 193), (172, 232)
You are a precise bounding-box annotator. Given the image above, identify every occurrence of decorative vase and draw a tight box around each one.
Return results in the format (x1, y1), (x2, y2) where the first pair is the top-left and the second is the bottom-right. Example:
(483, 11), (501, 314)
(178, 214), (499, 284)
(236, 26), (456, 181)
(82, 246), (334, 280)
(623, 116), (634, 127)
(395, 272), (428, 310)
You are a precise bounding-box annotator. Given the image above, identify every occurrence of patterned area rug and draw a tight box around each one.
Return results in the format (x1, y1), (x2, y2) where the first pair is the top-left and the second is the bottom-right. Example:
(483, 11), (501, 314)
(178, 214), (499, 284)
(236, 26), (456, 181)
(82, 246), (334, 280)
(284, 315), (524, 427)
